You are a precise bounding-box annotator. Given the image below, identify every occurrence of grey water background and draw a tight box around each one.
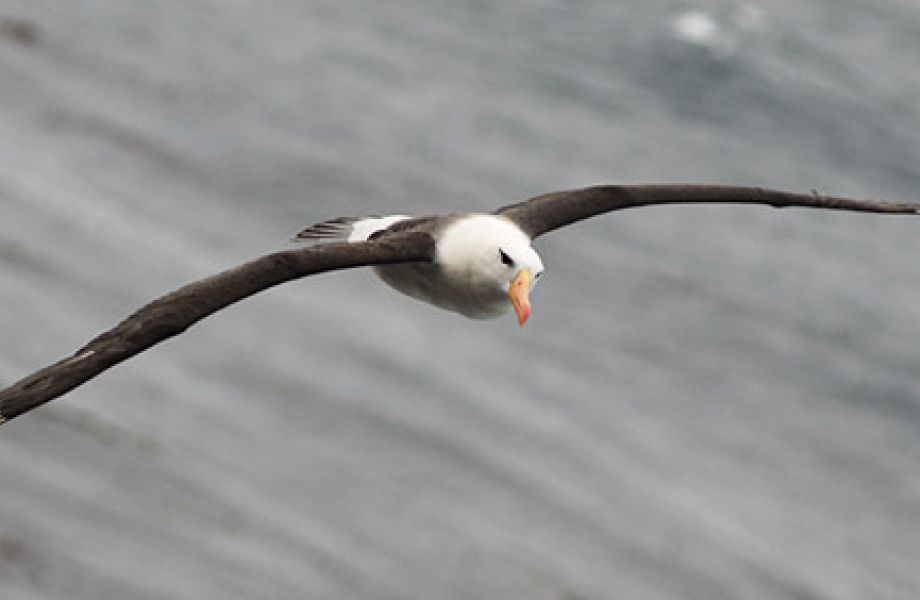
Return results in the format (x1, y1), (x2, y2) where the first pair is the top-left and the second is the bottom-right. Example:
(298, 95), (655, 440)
(1, 0), (919, 598)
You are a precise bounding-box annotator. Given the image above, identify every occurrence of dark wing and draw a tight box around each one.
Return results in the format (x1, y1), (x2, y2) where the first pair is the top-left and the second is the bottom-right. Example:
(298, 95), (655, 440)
(0, 232), (435, 425)
(496, 184), (920, 239)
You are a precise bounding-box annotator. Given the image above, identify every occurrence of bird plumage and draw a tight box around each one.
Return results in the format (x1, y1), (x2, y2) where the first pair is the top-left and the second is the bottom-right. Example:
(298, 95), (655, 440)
(3, 183), (918, 423)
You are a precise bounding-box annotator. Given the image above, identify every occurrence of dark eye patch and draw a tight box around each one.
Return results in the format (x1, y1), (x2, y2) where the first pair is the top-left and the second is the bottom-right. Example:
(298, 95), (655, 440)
(499, 249), (515, 267)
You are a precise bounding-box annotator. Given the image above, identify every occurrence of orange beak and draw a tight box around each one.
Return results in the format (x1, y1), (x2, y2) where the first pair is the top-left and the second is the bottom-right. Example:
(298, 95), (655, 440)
(508, 269), (532, 327)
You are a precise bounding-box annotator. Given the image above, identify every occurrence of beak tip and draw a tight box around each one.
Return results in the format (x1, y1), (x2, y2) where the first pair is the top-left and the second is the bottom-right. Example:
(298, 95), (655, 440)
(518, 308), (531, 327)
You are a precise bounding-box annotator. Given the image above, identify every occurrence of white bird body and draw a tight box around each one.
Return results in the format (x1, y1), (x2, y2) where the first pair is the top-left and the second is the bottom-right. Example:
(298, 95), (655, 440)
(378, 214), (542, 319)
(298, 212), (544, 322)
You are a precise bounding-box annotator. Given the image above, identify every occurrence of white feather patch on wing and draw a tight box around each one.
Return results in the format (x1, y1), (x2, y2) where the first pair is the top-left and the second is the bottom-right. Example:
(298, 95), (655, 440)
(347, 215), (411, 242)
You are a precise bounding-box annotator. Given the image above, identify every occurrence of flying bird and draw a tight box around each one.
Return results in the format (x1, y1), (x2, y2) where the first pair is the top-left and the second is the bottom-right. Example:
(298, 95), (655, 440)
(295, 213), (544, 326)
(0, 184), (917, 424)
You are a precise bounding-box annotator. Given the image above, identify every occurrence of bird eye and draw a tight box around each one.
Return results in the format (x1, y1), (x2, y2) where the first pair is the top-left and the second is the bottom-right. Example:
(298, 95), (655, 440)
(499, 249), (515, 267)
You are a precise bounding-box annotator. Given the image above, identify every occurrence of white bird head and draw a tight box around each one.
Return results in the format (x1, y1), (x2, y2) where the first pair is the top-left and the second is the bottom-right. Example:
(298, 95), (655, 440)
(496, 243), (544, 326)
(436, 215), (544, 326)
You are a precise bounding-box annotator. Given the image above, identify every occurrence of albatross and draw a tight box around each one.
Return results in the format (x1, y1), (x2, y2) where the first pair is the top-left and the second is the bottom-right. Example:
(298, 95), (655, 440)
(0, 184), (918, 423)
(295, 212), (544, 325)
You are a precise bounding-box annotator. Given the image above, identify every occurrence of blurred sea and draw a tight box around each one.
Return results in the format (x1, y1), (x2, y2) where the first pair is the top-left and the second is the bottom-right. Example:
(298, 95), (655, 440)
(1, 1), (919, 599)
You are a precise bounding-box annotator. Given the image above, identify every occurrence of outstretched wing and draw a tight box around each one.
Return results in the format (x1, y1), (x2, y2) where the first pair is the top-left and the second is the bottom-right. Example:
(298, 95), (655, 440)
(0, 232), (435, 424)
(496, 184), (920, 239)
